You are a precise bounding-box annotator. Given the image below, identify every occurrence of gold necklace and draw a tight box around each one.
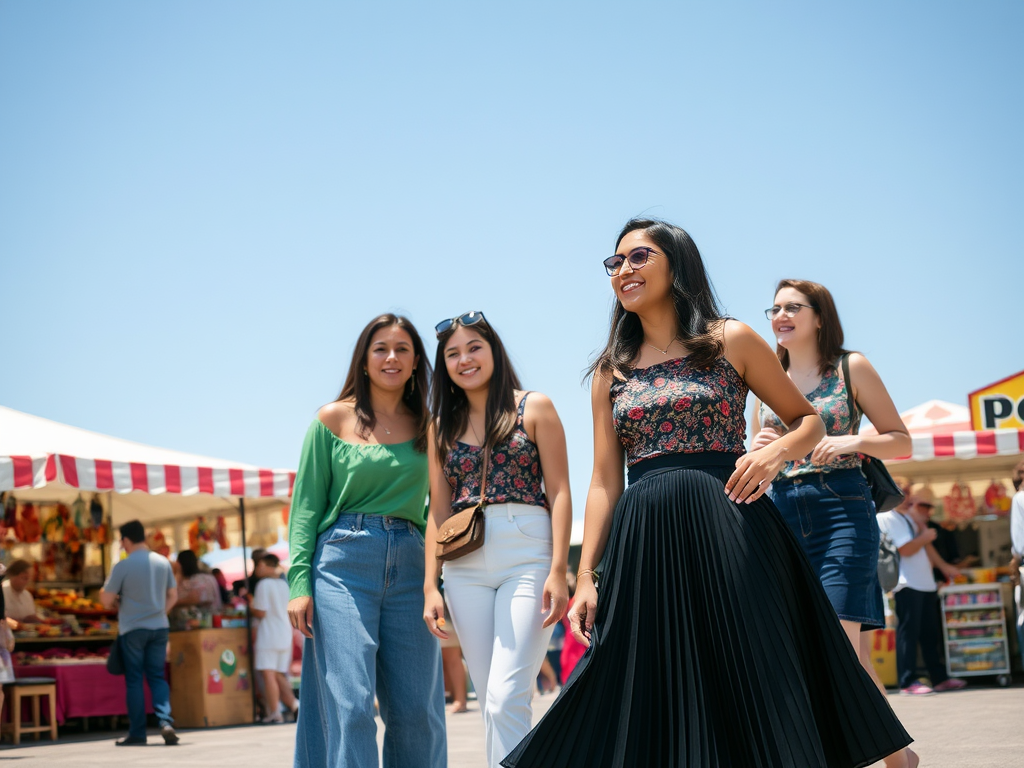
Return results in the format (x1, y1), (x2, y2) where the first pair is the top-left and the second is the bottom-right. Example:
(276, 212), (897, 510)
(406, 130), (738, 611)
(644, 337), (680, 355)
(373, 410), (397, 436)
(468, 418), (484, 447)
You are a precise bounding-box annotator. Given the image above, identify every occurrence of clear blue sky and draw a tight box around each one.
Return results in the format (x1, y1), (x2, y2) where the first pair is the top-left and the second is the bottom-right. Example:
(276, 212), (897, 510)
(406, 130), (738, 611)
(2, 2), (1021, 518)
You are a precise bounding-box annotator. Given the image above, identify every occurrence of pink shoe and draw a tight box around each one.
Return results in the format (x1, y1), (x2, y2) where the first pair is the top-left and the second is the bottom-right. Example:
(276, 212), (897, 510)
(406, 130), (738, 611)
(899, 681), (935, 696)
(933, 678), (967, 692)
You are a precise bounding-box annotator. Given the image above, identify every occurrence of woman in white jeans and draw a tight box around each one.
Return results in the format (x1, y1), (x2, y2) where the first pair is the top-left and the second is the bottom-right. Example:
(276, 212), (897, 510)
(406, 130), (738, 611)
(424, 311), (572, 768)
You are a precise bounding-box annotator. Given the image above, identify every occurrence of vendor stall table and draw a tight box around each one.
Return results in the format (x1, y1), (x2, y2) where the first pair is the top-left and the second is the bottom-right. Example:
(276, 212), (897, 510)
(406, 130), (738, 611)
(12, 662), (154, 725)
(169, 628), (252, 728)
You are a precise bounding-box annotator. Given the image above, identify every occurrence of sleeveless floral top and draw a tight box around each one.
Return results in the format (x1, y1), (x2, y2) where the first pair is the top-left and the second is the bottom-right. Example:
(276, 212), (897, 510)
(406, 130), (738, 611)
(444, 393), (548, 512)
(611, 356), (749, 466)
(759, 360), (862, 479)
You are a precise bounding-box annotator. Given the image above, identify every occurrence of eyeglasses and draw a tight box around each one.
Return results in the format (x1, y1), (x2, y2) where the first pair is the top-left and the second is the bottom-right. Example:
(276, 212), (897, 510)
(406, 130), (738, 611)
(435, 310), (487, 338)
(764, 303), (816, 320)
(603, 247), (656, 277)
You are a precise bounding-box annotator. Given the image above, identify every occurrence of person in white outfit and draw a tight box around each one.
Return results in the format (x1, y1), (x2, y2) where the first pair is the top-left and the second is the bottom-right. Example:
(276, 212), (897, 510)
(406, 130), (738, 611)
(423, 311), (572, 768)
(250, 553), (298, 723)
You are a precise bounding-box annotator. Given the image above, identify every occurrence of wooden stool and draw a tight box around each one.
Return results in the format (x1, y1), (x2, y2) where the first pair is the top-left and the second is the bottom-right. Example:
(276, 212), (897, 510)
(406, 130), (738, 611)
(2, 677), (58, 745)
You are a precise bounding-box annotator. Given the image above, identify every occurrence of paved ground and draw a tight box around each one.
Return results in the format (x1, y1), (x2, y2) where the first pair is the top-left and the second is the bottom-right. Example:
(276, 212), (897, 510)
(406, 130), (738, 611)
(2, 683), (1021, 766)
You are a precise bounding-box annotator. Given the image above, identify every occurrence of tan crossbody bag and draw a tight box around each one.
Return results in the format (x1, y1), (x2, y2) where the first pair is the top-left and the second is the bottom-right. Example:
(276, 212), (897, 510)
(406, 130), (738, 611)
(435, 447), (489, 562)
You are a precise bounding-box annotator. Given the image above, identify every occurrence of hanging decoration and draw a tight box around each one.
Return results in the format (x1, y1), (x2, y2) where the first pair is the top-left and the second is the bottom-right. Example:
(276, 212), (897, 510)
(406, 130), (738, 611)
(188, 516), (214, 555)
(944, 481), (977, 523)
(981, 480), (1012, 516)
(16, 503), (41, 543)
(215, 516), (229, 550)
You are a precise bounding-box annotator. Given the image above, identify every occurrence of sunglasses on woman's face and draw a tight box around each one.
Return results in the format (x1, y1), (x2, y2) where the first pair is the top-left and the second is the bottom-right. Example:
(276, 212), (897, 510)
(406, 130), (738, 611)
(435, 310), (487, 338)
(602, 247), (656, 277)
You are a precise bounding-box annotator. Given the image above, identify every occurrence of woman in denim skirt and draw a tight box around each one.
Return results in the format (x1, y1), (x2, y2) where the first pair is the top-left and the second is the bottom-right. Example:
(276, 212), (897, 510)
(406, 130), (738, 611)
(422, 311), (572, 768)
(754, 280), (917, 768)
(287, 313), (446, 768)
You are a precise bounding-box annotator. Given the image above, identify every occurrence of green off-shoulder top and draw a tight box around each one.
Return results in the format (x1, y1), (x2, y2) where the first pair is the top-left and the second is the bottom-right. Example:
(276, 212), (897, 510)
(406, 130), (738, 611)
(287, 419), (429, 600)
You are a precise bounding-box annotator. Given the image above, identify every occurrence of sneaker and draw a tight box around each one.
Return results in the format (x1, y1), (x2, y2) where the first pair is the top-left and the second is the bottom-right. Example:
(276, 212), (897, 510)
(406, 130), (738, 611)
(899, 681), (935, 696)
(261, 713), (285, 724)
(115, 736), (148, 746)
(161, 724), (180, 745)
(933, 678), (967, 692)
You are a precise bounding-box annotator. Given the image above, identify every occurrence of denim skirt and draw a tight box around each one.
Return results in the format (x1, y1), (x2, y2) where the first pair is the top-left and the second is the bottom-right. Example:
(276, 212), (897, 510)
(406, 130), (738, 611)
(770, 467), (884, 629)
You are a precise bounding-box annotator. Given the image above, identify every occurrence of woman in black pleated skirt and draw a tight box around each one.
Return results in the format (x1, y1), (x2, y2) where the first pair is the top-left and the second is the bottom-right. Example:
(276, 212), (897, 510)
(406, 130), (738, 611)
(501, 219), (912, 768)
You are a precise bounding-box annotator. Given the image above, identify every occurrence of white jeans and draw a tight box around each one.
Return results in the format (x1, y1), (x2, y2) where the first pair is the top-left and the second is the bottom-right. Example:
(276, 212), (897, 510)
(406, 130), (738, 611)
(442, 503), (555, 768)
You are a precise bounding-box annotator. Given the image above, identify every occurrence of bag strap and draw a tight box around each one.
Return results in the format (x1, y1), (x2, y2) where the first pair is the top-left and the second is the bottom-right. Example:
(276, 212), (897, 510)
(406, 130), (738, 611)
(478, 446), (491, 510)
(839, 353), (862, 435)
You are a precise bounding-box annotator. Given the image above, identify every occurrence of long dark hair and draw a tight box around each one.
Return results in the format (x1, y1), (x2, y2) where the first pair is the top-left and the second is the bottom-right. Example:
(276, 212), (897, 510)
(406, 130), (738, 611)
(431, 315), (522, 463)
(773, 279), (850, 375)
(589, 218), (725, 379)
(335, 313), (432, 452)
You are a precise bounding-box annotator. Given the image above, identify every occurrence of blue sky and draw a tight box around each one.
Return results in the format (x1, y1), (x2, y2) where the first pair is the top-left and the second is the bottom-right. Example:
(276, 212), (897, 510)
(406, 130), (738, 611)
(2, 2), (1021, 518)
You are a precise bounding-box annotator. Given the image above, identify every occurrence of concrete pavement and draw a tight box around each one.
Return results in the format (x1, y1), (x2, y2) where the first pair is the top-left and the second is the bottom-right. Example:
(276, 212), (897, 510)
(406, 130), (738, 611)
(2, 683), (1020, 766)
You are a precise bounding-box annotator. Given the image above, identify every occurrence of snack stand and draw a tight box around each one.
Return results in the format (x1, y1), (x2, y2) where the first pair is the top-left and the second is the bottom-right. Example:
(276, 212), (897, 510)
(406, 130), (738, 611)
(0, 405), (295, 731)
(870, 398), (1024, 677)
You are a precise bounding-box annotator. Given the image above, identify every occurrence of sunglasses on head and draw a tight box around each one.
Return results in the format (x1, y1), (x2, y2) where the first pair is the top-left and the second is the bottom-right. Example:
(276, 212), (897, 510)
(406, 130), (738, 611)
(435, 311), (487, 338)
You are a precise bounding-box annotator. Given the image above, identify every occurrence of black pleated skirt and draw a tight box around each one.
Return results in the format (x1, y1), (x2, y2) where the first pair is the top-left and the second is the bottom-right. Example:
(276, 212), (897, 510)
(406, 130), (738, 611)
(501, 453), (912, 768)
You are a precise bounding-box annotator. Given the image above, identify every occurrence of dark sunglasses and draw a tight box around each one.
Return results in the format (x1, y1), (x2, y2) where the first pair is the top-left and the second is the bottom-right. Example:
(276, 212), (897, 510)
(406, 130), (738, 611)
(914, 502), (935, 510)
(603, 247), (656, 277)
(435, 310), (487, 338)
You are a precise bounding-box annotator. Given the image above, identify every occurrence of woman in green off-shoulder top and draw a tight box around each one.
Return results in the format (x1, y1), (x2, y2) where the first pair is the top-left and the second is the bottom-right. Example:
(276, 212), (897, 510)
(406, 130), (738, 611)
(288, 313), (446, 768)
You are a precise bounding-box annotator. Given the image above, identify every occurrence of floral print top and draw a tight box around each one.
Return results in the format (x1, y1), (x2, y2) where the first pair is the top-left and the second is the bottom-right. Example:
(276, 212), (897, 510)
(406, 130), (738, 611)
(611, 356), (749, 466)
(444, 393), (548, 512)
(759, 360), (862, 478)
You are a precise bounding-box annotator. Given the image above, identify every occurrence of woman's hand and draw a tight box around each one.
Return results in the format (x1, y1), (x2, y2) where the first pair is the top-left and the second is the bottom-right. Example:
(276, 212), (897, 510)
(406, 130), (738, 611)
(423, 587), (449, 641)
(568, 577), (598, 647)
(751, 428), (782, 451)
(724, 446), (787, 504)
(809, 435), (861, 465)
(541, 571), (569, 629)
(288, 596), (314, 639)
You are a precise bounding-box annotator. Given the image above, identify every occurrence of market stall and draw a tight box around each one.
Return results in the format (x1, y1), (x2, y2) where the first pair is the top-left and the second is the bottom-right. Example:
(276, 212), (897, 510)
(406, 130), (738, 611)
(0, 405), (295, 731)
(868, 395), (1024, 680)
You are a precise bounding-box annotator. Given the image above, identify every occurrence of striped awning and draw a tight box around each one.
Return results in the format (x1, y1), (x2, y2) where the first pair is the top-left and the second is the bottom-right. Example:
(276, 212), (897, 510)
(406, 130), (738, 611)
(893, 427), (1024, 462)
(0, 405), (294, 498)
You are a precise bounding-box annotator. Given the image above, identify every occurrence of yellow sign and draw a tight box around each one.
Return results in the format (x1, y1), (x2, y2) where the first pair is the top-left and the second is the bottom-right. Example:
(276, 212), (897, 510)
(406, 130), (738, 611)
(969, 369), (1024, 430)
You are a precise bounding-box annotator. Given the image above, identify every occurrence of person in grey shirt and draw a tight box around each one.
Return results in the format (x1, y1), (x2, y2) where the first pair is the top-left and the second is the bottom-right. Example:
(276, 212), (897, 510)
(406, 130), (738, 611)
(100, 519), (179, 746)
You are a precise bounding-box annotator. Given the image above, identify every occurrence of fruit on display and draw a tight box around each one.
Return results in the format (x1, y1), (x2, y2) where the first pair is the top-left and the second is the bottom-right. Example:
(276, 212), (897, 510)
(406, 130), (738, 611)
(34, 588), (107, 613)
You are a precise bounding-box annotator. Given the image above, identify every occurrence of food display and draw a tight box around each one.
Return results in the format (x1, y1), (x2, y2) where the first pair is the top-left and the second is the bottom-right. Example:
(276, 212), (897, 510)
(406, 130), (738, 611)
(939, 583), (1012, 686)
(13, 645), (112, 666)
(12, 587), (117, 642)
(35, 587), (112, 615)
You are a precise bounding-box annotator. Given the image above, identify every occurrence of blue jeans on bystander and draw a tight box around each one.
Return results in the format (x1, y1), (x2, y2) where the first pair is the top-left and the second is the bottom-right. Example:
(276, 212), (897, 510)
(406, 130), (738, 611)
(120, 627), (174, 740)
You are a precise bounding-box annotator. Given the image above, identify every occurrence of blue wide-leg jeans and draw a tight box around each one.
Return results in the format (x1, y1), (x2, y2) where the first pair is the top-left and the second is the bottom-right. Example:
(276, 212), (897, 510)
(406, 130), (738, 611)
(294, 513), (447, 768)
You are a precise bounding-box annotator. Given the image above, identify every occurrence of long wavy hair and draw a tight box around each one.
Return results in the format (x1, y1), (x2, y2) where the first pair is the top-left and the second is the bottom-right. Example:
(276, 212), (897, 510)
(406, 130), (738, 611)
(431, 315), (522, 463)
(772, 279), (850, 375)
(335, 313), (432, 452)
(588, 218), (725, 380)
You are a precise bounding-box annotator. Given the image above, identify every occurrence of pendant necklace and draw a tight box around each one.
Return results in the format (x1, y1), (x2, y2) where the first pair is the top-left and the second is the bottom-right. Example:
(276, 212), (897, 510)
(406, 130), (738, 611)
(374, 411), (394, 436)
(645, 337), (680, 355)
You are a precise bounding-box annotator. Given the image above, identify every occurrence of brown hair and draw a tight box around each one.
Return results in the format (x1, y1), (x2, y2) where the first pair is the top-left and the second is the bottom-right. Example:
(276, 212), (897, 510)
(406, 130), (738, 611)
(431, 315), (522, 464)
(1013, 459), (1024, 492)
(7, 560), (32, 578)
(773, 279), (851, 376)
(335, 313), (432, 453)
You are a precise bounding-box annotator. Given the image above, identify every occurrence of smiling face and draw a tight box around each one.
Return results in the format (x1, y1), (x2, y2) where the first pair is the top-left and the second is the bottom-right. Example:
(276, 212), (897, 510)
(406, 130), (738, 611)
(611, 229), (675, 313)
(444, 326), (494, 393)
(365, 325), (418, 393)
(771, 286), (820, 350)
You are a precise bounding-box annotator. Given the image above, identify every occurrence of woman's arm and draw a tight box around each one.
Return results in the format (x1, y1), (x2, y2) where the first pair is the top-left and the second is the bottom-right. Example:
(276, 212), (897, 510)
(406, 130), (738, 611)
(570, 371), (626, 646)
(423, 424), (453, 640)
(286, 414), (334, 638)
(723, 321), (825, 503)
(527, 392), (572, 628)
(809, 353), (910, 464)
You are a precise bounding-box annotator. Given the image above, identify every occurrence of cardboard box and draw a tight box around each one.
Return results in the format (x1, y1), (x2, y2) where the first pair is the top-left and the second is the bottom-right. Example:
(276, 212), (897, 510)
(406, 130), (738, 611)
(869, 628), (897, 688)
(169, 628), (253, 727)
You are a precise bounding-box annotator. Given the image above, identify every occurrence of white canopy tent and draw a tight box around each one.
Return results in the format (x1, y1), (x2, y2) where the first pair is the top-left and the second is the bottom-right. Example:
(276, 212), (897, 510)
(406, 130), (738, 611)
(0, 405), (294, 534)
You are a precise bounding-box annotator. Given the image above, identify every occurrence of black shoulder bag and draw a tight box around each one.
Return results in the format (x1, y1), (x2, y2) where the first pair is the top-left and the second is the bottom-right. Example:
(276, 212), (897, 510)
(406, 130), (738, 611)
(840, 354), (905, 514)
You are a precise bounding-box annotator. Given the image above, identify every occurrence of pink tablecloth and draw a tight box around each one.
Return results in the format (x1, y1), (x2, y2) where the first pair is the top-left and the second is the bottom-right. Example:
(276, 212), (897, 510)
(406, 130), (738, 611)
(13, 663), (154, 725)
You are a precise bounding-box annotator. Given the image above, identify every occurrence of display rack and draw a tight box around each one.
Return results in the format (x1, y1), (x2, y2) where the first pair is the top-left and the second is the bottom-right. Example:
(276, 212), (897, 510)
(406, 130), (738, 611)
(939, 583), (1012, 687)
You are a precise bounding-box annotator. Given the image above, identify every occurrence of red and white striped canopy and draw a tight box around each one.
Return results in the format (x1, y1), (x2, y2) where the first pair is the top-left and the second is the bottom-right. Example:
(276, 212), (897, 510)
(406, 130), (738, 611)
(0, 406), (294, 509)
(893, 427), (1024, 462)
